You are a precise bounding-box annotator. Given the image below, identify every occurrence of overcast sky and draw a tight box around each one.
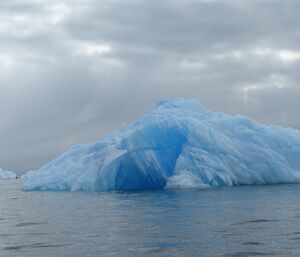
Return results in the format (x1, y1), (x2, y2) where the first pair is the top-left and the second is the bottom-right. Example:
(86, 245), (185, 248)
(1, 0), (300, 173)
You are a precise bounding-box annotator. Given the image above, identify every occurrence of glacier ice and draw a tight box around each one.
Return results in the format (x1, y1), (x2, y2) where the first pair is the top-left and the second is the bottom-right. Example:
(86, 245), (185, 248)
(0, 168), (17, 179)
(21, 170), (37, 179)
(23, 98), (300, 191)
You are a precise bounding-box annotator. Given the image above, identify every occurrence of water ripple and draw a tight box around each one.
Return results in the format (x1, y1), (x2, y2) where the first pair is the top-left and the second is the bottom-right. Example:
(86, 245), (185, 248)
(223, 251), (275, 256)
(232, 219), (278, 226)
(3, 243), (70, 251)
(16, 222), (45, 227)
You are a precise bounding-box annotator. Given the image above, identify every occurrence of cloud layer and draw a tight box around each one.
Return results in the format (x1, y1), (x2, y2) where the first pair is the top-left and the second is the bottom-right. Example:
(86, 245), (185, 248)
(1, 0), (300, 173)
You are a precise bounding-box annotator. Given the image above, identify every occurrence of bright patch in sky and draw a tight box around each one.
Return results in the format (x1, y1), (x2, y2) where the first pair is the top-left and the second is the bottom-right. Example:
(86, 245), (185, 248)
(0, 55), (15, 70)
(242, 74), (288, 100)
(180, 60), (207, 70)
(254, 48), (300, 64)
(216, 48), (300, 65)
(73, 42), (112, 56)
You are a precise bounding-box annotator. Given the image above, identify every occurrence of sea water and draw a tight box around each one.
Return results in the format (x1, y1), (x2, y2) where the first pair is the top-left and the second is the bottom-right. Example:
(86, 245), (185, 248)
(1, 180), (300, 257)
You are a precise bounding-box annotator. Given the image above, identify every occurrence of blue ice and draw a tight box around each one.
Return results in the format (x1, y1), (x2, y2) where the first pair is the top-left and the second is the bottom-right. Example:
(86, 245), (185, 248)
(23, 99), (300, 191)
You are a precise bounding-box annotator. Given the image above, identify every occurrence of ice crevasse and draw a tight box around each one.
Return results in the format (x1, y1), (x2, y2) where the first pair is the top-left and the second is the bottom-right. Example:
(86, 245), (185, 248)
(23, 99), (300, 191)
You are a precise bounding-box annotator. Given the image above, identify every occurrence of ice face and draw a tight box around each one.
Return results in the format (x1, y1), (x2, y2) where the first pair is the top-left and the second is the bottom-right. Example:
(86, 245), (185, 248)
(23, 98), (300, 191)
(0, 168), (17, 179)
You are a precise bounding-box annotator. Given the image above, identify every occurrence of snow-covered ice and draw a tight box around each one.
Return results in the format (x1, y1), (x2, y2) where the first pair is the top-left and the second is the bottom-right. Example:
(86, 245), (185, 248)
(23, 99), (300, 191)
(0, 168), (17, 179)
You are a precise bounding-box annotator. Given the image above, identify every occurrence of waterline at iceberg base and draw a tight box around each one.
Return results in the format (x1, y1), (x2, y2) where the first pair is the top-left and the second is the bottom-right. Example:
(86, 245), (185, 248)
(23, 99), (300, 191)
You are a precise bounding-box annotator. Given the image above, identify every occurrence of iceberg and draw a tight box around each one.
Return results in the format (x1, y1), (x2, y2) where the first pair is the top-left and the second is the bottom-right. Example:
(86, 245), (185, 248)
(23, 99), (300, 191)
(0, 168), (17, 179)
(20, 170), (37, 179)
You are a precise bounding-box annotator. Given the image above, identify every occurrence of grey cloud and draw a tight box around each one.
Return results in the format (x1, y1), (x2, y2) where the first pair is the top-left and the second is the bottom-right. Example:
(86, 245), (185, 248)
(0, 0), (300, 173)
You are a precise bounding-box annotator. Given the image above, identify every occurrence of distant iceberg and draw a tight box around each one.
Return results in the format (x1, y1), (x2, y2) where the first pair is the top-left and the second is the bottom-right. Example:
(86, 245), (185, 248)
(23, 99), (300, 191)
(0, 168), (17, 179)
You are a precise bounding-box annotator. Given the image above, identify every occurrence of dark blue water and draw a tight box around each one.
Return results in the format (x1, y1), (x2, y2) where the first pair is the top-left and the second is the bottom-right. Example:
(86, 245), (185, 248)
(1, 180), (300, 257)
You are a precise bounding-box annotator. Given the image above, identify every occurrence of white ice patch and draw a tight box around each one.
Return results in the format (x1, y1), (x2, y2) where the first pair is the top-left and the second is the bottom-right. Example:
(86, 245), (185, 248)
(166, 172), (209, 190)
